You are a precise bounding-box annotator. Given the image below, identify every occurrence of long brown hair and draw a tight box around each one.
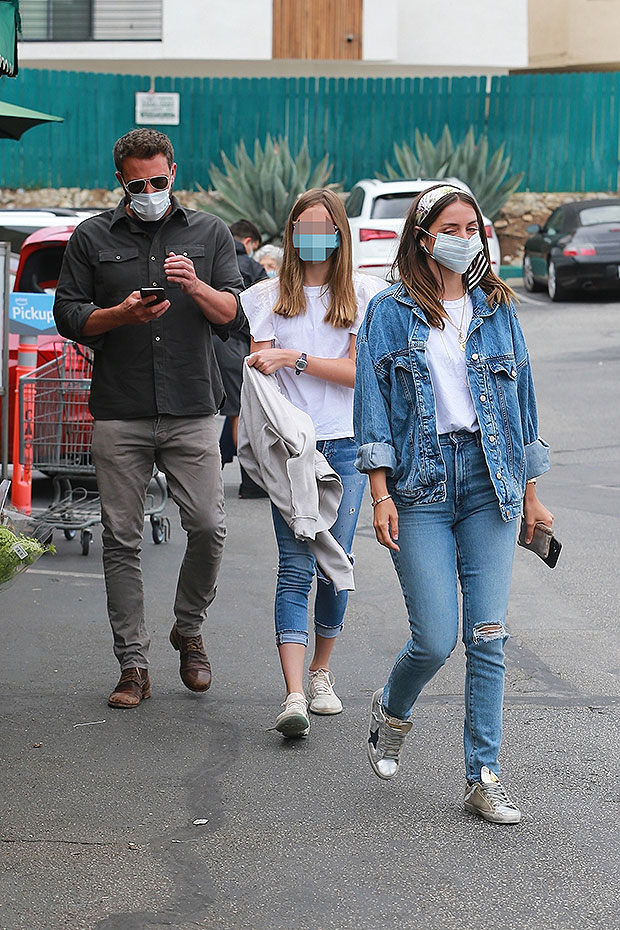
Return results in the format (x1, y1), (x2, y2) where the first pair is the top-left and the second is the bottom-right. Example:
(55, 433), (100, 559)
(274, 188), (357, 328)
(392, 185), (516, 329)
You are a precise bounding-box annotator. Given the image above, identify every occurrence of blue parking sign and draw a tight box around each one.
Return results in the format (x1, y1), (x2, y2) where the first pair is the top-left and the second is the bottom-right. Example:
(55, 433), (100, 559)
(9, 292), (57, 335)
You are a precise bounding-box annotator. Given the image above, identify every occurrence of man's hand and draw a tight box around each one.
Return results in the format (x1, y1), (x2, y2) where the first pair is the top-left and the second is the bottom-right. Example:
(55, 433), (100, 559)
(119, 290), (170, 324)
(164, 251), (199, 294)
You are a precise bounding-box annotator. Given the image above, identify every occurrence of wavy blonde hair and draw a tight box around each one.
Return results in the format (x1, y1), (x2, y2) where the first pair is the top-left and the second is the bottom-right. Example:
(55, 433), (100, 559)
(274, 188), (357, 328)
(392, 185), (516, 329)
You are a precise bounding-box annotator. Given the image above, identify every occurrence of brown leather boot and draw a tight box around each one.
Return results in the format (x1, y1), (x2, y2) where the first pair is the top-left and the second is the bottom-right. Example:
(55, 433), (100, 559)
(169, 623), (212, 692)
(108, 667), (151, 708)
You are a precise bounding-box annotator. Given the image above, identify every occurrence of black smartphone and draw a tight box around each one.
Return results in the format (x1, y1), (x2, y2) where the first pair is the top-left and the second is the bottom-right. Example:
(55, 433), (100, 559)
(517, 519), (562, 569)
(140, 286), (166, 303)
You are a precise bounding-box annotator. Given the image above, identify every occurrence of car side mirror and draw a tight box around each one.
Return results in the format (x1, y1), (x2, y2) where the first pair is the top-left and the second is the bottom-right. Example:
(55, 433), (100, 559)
(525, 224), (541, 234)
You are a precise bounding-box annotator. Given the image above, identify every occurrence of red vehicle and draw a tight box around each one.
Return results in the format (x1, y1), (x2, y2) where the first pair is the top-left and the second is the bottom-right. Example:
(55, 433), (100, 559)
(5, 224), (77, 458)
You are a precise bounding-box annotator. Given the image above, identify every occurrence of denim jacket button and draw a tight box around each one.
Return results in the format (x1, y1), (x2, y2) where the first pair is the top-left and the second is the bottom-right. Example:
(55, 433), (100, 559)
(471, 353), (479, 361)
(496, 470), (502, 479)
(511, 368), (516, 378)
(489, 434), (496, 442)
(479, 393), (487, 402)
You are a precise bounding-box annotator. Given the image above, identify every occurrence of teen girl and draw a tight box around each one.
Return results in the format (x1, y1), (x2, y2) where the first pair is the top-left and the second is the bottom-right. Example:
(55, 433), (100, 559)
(241, 188), (385, 737)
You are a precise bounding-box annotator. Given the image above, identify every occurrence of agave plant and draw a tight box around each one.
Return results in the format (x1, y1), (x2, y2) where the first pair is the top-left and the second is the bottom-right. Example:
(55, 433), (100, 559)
(381, 125), (523, 220)
(200, 134), (338, 244)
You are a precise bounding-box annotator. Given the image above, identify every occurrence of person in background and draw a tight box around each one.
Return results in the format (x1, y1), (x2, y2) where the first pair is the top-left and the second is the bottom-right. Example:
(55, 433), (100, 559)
(215, 218), (268, 498)
(241, 188), (386, 738)
(255, 243), (284, 278)
(355, 184), (553, 824)
(53, 128), (244, 708)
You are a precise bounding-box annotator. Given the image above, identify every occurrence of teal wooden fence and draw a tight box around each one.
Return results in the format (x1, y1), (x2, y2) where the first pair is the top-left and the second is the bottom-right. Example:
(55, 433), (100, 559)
(1, 69), (619, 193)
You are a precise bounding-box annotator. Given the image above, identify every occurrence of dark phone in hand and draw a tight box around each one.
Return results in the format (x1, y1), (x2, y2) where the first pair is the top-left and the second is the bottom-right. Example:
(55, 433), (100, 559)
(140, 286), (166, 304)
(517, 520), (562, 568)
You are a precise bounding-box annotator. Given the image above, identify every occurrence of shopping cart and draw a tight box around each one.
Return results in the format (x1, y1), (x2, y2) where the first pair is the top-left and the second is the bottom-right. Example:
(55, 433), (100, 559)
(18, 342), (170, 556)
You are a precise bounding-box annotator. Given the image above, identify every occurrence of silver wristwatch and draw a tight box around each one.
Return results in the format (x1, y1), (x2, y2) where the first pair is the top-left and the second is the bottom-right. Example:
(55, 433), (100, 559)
(294, 352), (308, 376)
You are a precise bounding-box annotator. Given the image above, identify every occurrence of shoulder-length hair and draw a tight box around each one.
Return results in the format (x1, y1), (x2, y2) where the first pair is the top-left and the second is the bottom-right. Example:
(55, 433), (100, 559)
(274, 188), (357, 329)
(392, 184), (516, 329)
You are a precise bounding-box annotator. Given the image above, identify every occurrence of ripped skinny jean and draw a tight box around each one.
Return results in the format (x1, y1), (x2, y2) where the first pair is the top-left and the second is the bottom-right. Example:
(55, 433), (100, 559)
(382, 431), (518, 781)
(271, 437), (367, 648)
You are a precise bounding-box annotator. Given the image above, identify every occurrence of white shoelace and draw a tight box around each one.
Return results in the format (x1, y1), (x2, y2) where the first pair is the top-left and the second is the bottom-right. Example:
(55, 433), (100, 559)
(379, 723), (408, 760)
(477, 780), (518, 811)
(309, 669), (334, 696)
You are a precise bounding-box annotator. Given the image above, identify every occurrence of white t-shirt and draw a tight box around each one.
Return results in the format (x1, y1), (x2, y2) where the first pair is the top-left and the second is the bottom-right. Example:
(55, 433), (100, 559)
(426, 294), (480, 435)
(241, 272), (386, 439)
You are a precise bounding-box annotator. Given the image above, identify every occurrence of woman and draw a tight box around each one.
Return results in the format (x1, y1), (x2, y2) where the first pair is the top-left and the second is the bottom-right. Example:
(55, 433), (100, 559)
(241, 188), (385, 738)
(354, 184), (553, 823)
(255, 243), (284, 278)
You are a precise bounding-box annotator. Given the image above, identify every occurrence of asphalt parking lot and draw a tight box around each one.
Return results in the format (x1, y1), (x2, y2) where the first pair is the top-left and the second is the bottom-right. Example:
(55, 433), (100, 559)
(1, 285), (619, 930)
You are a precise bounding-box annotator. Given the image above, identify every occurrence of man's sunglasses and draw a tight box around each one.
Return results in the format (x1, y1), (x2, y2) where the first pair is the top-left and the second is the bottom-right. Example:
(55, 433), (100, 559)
(123, 174), (170, 195)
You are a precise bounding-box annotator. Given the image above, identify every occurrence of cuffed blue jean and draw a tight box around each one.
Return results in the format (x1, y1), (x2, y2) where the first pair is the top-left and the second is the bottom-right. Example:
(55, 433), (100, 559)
(271, 437), (367, 647)
(382, 430), (518, 781)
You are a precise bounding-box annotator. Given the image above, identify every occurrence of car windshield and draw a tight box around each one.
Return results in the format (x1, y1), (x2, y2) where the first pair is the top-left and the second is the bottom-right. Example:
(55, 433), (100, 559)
(371, 194), (417, 219)
(578, 205), (620, 226)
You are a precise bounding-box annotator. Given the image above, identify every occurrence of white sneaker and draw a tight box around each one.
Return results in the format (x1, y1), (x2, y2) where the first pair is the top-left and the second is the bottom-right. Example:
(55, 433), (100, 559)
(274, 692), (310, 737)
(307, 668), (343, 715)
(367, 688), (412, 780)
(464, 766), (522, 824)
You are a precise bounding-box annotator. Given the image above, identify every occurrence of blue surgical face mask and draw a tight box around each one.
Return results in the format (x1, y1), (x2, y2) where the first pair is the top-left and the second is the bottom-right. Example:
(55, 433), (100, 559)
(265, 269), (278, 278)
(292, 229), (340, 263)
(424, 231), (483, 274)
(129, 187), (171, 222)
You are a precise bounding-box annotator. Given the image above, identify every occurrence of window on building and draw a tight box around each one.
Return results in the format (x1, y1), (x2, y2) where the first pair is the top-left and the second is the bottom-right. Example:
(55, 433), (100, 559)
(20, 0), (163, 42)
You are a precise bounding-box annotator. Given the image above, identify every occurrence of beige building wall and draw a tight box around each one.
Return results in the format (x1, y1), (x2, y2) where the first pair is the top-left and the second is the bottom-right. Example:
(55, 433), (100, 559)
(529, 0), (620, 70)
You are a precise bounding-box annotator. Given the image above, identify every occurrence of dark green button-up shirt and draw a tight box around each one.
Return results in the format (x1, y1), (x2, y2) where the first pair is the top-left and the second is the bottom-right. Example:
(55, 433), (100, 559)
(53, 197), (244, 419)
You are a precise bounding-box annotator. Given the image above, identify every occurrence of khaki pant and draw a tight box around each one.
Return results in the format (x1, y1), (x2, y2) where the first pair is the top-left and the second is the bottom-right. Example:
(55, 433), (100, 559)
(91, 416), (226, 670)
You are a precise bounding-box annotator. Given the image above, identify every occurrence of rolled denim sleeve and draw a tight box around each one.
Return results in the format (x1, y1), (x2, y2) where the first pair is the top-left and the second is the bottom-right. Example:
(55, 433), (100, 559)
(511, 306), (550, 479)
(53, 228), (104, 350)
(354, 330), (397, 475)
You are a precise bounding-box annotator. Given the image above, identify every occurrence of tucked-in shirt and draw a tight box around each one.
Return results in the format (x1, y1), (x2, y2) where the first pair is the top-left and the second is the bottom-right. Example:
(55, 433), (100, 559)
(426, 294), (479, 435)
(53, 197), (244, 419)
(241, 272), (386, 440)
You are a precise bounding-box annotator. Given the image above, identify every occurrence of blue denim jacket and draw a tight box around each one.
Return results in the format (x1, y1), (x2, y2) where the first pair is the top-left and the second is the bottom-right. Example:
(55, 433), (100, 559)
(354, 283), (550, 521)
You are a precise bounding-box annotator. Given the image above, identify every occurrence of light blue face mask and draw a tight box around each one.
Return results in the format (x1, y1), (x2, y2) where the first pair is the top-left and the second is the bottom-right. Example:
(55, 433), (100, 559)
(425, 231), (483, 274)
(265, 269), (278, 278)
(292, 230), (340, 263)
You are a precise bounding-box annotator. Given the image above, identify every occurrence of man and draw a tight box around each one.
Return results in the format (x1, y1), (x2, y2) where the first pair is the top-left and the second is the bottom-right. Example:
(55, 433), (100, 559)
(54, 129), (244, 708)
(228, 219), (268, 290)
(215, 219), (268, 498)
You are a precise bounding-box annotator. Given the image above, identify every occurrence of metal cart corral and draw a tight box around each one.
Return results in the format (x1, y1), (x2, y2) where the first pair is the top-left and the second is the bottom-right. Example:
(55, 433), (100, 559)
(18, 342), (170, 555)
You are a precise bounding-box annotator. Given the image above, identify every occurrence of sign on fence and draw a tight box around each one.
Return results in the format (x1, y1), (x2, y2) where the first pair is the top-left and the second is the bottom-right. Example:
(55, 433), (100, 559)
(135, 92), (180, 126)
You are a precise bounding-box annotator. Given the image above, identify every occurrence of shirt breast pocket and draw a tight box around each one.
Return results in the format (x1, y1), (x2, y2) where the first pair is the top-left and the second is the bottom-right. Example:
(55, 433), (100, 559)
(96, 248), (141, 300)
(164, 243), (206, 288)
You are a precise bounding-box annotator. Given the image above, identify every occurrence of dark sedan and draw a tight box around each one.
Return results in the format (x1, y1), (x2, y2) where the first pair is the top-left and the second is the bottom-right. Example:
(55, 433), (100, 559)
(522, 199), (620, 301)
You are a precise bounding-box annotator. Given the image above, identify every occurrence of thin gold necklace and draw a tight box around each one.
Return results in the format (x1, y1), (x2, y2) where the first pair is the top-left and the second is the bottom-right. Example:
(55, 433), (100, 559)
(443, 291), (468, 351)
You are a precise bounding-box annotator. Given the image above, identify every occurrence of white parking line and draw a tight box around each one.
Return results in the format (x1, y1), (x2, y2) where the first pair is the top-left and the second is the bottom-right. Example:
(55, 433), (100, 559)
(28, 568), (104, 579)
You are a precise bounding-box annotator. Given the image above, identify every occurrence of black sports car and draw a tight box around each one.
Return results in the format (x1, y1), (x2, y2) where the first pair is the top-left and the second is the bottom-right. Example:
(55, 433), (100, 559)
(522, 199), (620, 300)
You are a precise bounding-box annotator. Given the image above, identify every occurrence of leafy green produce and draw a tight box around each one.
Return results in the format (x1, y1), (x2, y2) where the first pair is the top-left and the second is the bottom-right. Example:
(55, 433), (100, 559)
(0, 525), (54, 587)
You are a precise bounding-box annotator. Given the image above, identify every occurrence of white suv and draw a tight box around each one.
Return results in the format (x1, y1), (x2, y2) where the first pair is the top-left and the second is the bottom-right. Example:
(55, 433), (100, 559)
(345, 179), (501, 280)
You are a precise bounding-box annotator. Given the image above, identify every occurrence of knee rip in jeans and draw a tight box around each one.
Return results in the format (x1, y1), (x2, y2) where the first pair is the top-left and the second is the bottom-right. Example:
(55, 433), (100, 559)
(472, 622), (507, 644)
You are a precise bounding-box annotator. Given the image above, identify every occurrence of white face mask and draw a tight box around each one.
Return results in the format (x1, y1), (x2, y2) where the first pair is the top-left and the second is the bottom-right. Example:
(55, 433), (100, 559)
(129, 187), (171, 222)
(425, 231), (483, 274)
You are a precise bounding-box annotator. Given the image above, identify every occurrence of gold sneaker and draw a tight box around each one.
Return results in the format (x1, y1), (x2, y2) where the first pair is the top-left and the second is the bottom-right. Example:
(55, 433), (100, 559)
(464, 766), (522, 824)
